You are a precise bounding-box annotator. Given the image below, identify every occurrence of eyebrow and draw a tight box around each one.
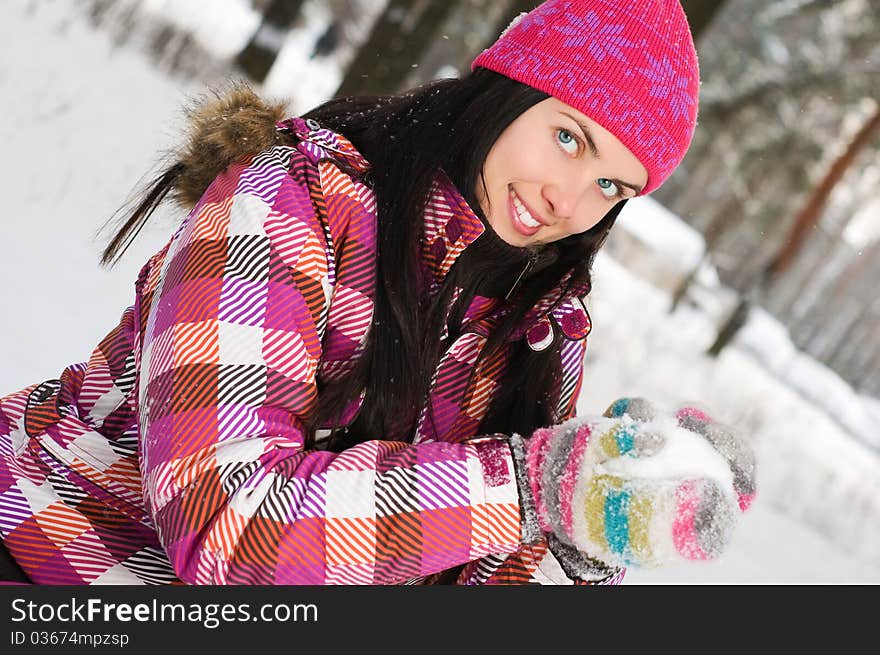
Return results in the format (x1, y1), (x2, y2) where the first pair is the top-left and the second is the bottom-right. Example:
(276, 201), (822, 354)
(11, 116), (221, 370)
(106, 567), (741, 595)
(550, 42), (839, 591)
(560, 111), (645, 195)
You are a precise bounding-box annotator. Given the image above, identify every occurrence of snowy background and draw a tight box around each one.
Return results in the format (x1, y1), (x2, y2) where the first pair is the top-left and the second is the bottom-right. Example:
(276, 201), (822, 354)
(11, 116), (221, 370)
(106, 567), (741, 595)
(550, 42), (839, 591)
(1, 1), (878, 584)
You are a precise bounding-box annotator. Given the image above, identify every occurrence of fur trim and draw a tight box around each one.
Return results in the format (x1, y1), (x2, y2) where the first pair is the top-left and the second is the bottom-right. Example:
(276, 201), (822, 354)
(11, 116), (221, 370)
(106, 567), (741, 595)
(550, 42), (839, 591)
(173, 82), (289, 209)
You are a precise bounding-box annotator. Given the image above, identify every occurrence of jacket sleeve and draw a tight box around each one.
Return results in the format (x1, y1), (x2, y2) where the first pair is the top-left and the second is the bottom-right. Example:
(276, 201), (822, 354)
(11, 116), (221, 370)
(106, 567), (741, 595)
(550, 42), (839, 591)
(459, 332), (627, 585)
(135, 146), (525, 584)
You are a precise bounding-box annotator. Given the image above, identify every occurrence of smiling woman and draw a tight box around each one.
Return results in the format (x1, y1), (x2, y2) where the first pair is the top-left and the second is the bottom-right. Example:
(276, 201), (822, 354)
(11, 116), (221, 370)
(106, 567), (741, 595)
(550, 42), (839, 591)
(0, 0), (755, 587)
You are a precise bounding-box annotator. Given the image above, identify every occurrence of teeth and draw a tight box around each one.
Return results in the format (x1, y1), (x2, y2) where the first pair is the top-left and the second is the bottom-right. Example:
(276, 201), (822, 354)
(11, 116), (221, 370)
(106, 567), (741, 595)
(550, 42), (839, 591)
(520, 212), (541, 228)
(511, 191), (541, 228)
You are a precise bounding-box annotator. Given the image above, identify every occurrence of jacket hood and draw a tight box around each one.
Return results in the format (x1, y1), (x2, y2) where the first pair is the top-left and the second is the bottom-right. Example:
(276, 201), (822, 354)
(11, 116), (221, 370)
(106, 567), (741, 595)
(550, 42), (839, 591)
(172, 82), (289, 209)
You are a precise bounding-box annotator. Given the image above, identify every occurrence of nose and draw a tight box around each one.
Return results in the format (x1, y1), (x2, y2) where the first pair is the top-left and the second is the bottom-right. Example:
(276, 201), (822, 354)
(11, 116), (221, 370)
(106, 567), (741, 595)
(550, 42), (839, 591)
(542, 158), (592, 220)
(541, 180), (580, 221)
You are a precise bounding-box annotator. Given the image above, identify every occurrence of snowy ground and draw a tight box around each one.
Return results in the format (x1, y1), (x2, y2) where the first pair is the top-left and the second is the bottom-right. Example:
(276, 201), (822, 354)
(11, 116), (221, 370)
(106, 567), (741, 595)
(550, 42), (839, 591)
(586, 251), (880, 583)
(1, 1), (878, 584)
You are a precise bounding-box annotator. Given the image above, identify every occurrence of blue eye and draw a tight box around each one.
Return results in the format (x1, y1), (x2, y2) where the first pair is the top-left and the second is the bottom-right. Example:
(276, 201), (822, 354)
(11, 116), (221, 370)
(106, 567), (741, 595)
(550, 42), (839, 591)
(557, 129), (578, 154)
(597, 178), (620, 199)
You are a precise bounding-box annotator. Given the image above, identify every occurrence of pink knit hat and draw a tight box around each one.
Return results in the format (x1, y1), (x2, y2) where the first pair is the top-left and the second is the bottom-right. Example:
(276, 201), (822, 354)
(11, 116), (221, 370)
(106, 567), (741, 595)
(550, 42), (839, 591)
(472, 0), (700, 195)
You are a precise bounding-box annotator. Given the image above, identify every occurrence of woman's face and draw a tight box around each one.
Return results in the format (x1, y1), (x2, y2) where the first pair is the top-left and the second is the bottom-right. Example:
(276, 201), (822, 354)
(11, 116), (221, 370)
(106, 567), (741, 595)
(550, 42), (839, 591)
(477, 96), (648, 248)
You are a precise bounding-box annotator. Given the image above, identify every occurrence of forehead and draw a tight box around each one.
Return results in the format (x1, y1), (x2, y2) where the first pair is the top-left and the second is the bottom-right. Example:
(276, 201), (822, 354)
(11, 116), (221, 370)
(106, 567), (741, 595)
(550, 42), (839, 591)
(534, 96), (597, 128)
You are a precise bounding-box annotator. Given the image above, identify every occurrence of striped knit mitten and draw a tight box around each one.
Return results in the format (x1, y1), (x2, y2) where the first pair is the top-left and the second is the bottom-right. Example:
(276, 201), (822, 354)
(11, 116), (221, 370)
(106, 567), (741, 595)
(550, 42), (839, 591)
(515, 397), (756, 569)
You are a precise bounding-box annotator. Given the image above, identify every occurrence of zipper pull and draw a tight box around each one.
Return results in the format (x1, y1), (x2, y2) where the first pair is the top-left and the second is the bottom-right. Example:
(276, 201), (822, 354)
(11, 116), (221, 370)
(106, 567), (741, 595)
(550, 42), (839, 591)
(505, 251), (537, 301)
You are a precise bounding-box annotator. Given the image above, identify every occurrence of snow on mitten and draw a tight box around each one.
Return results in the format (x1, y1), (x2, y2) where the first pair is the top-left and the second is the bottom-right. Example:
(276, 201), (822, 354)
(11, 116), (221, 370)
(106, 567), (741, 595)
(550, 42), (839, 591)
(516, 397), (756, 569)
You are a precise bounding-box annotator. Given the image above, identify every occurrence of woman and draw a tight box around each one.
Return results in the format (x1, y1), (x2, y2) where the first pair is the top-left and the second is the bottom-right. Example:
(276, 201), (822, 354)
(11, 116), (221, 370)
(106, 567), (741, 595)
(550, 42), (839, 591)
(0, 0), (754, 585)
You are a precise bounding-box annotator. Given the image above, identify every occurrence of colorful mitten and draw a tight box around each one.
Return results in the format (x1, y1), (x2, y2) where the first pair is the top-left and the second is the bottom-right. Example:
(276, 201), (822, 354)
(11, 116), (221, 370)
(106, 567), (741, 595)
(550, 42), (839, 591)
(513, 397), (756, 569)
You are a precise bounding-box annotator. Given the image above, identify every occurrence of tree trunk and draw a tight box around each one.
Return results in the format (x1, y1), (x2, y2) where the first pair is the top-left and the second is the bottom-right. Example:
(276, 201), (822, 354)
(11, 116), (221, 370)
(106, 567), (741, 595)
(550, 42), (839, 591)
(707, 295), (751, 357)
(762, 105), (880, 282)
(669, 194), (741, 312)
(679, 0), (727, 42)
(402, 0), (511, 88)
(802, 243), (880, 354)
(706, 105), (880, 360)
(335, 0), (459, 97)
(812, 240), (880, 364)
(487, 0), (539, 44)
(855, 318), (880, 393)
(235, 0), (306, 83)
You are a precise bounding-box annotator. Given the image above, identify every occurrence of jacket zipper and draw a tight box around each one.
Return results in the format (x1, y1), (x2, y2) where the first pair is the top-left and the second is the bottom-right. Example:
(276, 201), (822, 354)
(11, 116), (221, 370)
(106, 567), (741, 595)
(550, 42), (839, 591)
(505, 251), (537, 301)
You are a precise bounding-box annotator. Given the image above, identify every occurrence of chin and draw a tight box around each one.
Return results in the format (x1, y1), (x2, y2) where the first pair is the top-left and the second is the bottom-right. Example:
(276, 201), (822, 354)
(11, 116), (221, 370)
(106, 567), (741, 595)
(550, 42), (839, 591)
(496, 230), (528, 247)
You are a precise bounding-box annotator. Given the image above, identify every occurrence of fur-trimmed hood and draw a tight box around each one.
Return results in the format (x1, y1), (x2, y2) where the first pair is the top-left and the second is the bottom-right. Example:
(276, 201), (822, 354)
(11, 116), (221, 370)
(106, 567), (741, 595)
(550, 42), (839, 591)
(172, 83), (289, 209)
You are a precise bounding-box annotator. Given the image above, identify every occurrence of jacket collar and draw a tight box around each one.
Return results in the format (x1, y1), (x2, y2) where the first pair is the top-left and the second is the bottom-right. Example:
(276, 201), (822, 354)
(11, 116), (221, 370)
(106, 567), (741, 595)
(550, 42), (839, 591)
(287, 117), (486, 285)
(283, 117), (371, 173)
(420, 171), (486, 285)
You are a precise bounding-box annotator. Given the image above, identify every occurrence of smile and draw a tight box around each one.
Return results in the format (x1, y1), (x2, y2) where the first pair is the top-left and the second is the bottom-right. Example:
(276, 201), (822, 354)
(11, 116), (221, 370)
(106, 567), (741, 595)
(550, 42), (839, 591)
(508, 188), (544, 236)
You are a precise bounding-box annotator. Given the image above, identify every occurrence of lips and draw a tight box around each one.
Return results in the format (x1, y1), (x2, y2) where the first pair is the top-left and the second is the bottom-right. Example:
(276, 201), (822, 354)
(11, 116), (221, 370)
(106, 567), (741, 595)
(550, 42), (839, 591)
(508, 188), (545, 237)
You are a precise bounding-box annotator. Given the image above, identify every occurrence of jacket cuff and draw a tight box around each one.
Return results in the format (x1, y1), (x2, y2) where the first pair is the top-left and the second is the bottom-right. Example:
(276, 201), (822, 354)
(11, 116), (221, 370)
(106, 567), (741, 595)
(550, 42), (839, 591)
(546, 534), (624, 584)
(509, 433), (544, 545)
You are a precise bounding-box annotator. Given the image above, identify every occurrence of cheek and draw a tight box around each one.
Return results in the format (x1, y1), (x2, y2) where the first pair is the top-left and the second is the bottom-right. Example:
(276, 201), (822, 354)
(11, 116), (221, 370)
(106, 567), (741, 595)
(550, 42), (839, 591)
(492, 123), (554, 179)
(492, 144), (553, 189)
(570, 200), (612, 234)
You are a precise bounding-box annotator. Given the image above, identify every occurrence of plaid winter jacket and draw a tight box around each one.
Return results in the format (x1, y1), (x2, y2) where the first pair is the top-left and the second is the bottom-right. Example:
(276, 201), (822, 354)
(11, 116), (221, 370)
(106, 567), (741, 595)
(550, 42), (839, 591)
(0, 117), (623, 585)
